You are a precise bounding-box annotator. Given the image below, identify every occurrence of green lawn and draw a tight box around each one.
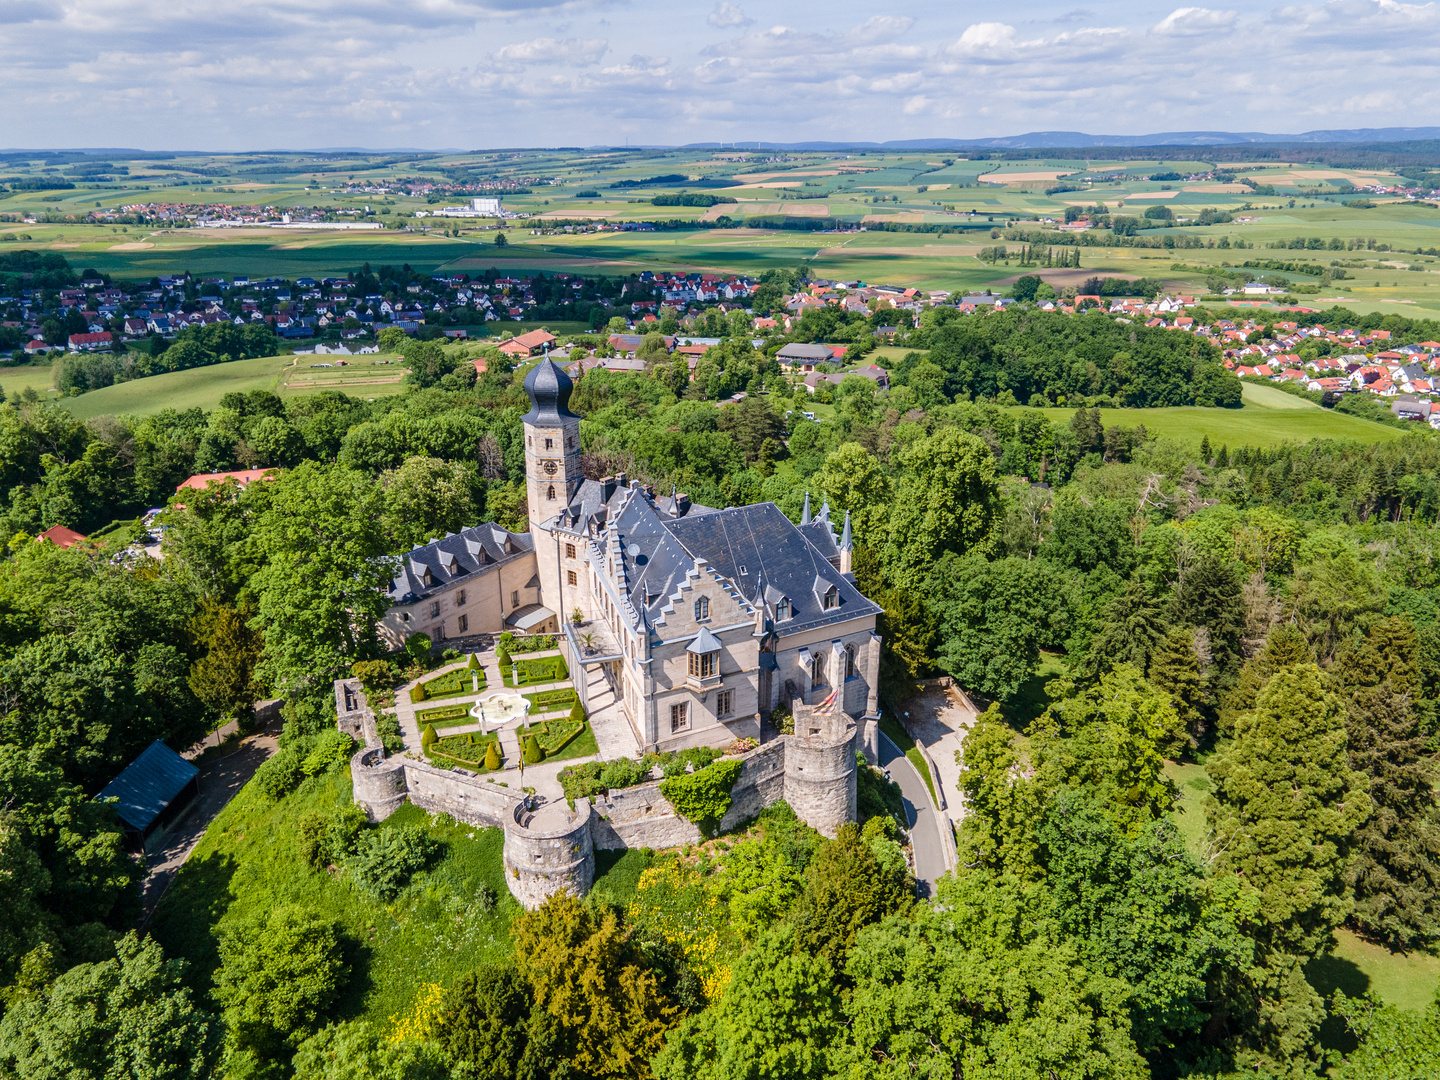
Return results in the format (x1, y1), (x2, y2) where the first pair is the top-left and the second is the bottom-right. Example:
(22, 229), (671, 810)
(1308, 930), (1440, 1012)
(59, 353), (294, 418)
(0, 363), (61, 397)
(1164, 759), (1212, 858)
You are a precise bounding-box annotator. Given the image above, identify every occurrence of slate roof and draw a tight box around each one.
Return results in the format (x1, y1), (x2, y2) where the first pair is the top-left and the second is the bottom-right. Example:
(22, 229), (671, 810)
(97, 740), (197, 833)
(388, 524), (533, 604)
(666, 502), (879, 634)
(777, 342), (835, 361)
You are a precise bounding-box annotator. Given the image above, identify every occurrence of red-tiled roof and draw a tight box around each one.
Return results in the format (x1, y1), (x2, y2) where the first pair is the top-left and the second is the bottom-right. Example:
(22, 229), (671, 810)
(36, 524), (86, 548)
(175, 468), (278, 492)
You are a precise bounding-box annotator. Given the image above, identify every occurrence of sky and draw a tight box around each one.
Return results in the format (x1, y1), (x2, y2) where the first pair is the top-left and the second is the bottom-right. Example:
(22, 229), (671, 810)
(2, 0), (1435, 151)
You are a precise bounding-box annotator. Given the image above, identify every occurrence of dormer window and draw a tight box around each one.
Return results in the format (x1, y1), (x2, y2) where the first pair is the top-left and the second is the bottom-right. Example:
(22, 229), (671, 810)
(694, 596), (709, 621)
(823, 585), (838, 610)
(421, 568), (432, 587)
(775, 597), (791, 621)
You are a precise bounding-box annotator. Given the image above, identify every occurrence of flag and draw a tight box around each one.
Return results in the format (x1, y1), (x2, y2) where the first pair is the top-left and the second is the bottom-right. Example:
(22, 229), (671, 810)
(814, 687), (838, 716)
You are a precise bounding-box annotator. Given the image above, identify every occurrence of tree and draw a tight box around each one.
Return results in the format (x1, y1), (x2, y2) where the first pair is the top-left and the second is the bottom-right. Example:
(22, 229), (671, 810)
(186, 601), (263, 722)
(1334, 616), (1440, 951)
(494, 231), (508, 248)
(1206, 665), (1371, 1076)
(1332, 989), (1440, 1080)
(213, 904), (350, 1053)
(1145, 625), (1205, 751)
(512, 894), (677, 1079)
(380, 456), (479, 550)
(883, 428), (1001, 589)
(929, 552), (1062, 702)
(811, 443), (892, 541)
(1078, 580), (1166, 678)
(788, 822), (912, 969)
(250, 463), (394, 731)
(652, 927), (843, 1080)
(0, 932), (222, 1080)
(842, 873), (1151, 1080)
(1171, 555), (1245, 679)
(1218, 623), (1312, 736)
(376, 326), (407, 353)
(435, 965), (564, 1080)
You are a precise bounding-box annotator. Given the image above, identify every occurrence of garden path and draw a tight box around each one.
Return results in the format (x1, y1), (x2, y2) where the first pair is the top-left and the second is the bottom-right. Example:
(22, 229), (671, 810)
(897, 683), (978, 832)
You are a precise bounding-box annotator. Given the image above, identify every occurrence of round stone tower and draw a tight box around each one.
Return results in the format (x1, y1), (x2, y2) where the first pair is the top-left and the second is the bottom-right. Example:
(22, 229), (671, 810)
(350, 745), (409, 822)
(783, 703), (858, 838)
(503, 796), (595, 909)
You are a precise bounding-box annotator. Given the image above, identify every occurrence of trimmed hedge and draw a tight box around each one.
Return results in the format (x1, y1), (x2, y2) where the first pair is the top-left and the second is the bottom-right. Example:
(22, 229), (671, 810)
(524, 719), (583, 756)
(415, 703), (473, 729)
(428, 730), (502, 770)
(530, 687), (577, 710)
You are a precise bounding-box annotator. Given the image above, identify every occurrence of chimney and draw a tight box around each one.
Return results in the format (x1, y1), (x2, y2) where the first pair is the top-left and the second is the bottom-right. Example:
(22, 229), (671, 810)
(675, 492), (691, 516)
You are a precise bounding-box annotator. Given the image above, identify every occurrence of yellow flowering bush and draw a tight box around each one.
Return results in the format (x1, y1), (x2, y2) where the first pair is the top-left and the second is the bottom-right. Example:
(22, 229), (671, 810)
(388, 981), (446, 1043)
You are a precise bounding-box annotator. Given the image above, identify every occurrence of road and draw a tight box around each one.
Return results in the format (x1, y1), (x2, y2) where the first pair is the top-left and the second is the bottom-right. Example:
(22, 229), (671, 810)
(137, 723), (279, 925)
(877, 730), (948, 898)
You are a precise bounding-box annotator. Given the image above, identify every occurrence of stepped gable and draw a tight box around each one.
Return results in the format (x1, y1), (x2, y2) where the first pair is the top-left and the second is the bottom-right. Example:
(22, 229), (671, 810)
(388, 523), (533, 604)
(666, 502), (880, 634)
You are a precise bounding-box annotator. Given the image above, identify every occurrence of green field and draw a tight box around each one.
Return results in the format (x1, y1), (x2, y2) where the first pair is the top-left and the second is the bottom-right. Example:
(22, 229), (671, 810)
(0, 363), (62, 398)
(1011, 382), (1403, 450)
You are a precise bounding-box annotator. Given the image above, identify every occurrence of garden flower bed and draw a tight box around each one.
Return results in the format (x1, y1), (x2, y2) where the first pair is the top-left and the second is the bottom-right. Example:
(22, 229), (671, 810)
(427, 730), (502, 771)
(525, 687), (577, 711)
(415, 663), (486, 701)
(414, 703), (475, 730)
(522, 718), (584, 756)
(500, 655), (569, 687)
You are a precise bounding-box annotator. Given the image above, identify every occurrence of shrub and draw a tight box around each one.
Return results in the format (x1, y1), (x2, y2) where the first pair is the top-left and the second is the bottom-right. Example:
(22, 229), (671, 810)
(347, 825), (439, 901)
(404, 632), (432, 661)
(300, 730), (354, 777)
(559, 762), (605, 805)
(522, 734), (542, 764)
(660, 759), (744, 830)
(410, 681), (428, 702)
(484, 742), (501, 771)
(375, 711), (403, 755)
(213, 905), (349, 1050)
(253, 750), (303, 801)
(570, 701), (586, 724)
(467, 652), (481, 671)
(679, 746), (722, 771)
(421, 724), (437, 752)
(326, 805), (366, 863)
(533, 688), (575, 708)
(350, 659), (392, 695)
(297, 812), (329, 870)
(771, 705), (794, 735)
(599, 757), (649, 790)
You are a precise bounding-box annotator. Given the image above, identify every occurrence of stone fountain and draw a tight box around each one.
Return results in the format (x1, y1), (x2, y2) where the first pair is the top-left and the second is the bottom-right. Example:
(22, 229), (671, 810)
(468, 692), (531, 736)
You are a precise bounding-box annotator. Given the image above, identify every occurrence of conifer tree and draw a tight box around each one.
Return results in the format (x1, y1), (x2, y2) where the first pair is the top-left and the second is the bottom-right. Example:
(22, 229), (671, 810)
(1335, 616), (1440, 950)
(1200, 434), (1213, 463)
(1147, 625), (1205, 750)
(1219, 623), (1313, 735)
(1206, 664), (1370, 1074)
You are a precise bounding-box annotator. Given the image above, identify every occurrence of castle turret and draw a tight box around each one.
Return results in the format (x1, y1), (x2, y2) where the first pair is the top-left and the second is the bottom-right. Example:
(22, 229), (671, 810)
(783, 701), (858, 838)
(838, 510), (853, 577)
(521, 357), (583, 621)
(800, 491), (811, 525)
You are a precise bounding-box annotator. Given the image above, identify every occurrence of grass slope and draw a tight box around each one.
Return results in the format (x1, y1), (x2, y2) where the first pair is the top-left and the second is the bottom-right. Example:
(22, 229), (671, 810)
(148, 766), (648, 1032)
(1011, 385), (1403, 450)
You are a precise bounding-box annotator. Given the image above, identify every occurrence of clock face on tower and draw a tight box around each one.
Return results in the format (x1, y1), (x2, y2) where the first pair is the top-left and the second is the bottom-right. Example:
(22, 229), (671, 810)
(542, 459), (558, 476)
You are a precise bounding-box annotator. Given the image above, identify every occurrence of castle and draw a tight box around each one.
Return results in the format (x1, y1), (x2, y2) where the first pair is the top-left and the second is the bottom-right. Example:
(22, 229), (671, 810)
(345, 357), (886, 907)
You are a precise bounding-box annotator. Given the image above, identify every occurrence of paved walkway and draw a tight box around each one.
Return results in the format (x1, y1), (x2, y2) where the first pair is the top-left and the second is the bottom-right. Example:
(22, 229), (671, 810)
(897, 684), (979, 832)
(139, 720), (280, 924)
(878, 730), (947, 898)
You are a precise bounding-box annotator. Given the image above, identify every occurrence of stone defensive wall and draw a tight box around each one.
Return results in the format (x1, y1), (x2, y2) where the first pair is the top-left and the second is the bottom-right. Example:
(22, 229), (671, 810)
(344, 687), (859, 908)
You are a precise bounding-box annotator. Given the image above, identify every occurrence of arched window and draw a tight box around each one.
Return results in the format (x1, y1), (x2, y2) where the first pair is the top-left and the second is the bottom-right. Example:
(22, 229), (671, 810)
(811, 652), (825, 686)
(694, 596), (710, 621)
(845, 643), (857, 679)
(547, 484), (555, 500)
(775, 597), (790, 621)
(823, 585), (839, 610)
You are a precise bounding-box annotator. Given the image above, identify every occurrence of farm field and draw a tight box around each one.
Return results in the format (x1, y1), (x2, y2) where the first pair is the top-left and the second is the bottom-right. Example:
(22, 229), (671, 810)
(1008, 382), (1405, 449)
(0, 363), (62, 397)
(7, 146), (1440, 308)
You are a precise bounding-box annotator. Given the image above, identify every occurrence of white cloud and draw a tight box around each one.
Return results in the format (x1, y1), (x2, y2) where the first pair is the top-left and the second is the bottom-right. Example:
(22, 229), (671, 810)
(706, 2), (750, 28)
(496, 36), (607, 64)
(1151, 7), (1239, 36)
(950, 22), (1019, 56)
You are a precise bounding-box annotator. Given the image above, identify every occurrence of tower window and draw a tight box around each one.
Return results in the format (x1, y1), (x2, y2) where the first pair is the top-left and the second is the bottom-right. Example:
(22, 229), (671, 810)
(688, 651), (716, 679)
(694, 596), (709, 621)
(811, 653), (825, 685)
(547, 485), (555, 500)
(565, 543), (576, 559)
(545, 437), (553, 450)
(567, 570), (577, 586)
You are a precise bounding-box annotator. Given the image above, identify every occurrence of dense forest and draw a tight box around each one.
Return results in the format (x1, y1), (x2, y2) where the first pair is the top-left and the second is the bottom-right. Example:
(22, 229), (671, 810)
(0, 329), (1437, 1078)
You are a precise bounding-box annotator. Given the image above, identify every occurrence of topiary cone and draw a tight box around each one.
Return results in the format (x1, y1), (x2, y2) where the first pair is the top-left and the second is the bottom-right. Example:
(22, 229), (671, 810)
(570, 701), (586, 724)
(467, 652), (480, 671)
(523, 734), (543, 764)
(484, 741), (501, 771)
(411, 681), (427, 702)
(421, 724), (437, 752)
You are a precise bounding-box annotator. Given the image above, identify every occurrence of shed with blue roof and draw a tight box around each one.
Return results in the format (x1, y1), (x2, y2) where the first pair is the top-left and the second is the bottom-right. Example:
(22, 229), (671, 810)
(97, 740), (200, 852)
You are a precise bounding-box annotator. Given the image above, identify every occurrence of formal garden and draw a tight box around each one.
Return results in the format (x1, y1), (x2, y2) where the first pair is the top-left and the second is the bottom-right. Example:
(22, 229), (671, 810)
(421, 726), (505, 771)
(410, 654), (486, 702)
(500, 654), (569, 688)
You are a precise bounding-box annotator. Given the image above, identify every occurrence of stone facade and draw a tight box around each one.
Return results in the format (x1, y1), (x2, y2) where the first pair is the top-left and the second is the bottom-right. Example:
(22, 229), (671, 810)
(345, 691), (861, 907)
